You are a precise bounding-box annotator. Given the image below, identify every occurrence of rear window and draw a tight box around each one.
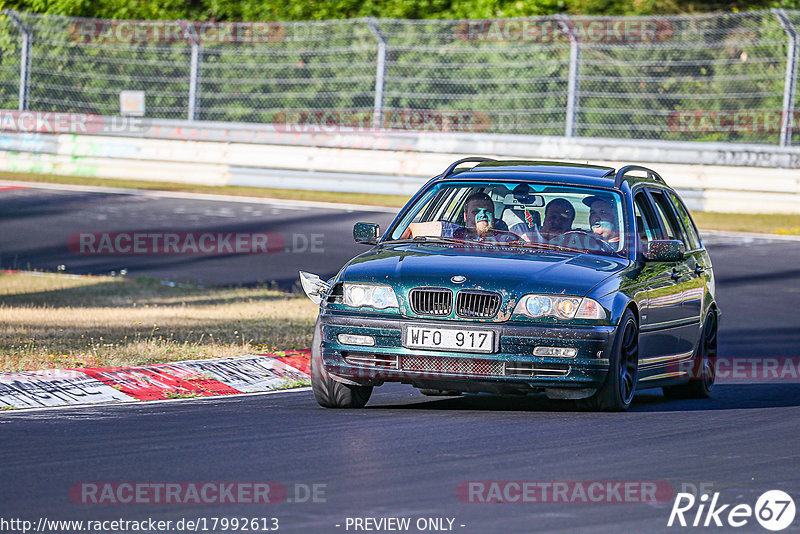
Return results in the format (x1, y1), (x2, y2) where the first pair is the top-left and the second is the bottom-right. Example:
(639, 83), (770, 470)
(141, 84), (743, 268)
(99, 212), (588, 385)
(650, 190), (687, 246)
(668, 192), (702, 250)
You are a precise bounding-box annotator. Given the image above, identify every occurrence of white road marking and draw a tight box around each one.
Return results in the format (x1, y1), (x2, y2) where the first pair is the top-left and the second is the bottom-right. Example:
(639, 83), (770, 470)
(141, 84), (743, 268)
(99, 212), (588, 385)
(0, 180), (399, 213)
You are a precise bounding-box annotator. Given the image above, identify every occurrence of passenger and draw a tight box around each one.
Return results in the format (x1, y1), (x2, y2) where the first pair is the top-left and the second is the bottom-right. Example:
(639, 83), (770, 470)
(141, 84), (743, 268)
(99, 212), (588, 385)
(510, 198), (575, 243)
(540, 198), (576, 240)
(584, 196), (620, 244)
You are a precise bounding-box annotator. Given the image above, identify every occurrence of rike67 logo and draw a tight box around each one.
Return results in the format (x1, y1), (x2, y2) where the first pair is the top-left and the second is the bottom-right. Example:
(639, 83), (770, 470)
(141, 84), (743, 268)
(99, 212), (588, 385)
(668, 490), (796, 531)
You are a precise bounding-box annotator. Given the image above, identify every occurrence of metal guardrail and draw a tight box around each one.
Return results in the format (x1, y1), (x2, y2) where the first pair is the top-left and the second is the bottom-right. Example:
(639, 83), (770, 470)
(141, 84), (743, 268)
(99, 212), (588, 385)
(0, 10), (799, 146)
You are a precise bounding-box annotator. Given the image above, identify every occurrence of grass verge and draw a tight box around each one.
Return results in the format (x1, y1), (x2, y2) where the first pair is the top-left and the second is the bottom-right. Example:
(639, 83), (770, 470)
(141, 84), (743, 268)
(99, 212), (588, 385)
(691, 212), (800, 236)
(4, 171), (800, 234)
(0, 272), (318, 372)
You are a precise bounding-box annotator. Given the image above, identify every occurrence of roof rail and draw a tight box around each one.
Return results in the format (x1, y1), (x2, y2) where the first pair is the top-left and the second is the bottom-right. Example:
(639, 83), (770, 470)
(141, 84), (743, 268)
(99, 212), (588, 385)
(438, 157), (496, 180)
(614, 165), (664, 188)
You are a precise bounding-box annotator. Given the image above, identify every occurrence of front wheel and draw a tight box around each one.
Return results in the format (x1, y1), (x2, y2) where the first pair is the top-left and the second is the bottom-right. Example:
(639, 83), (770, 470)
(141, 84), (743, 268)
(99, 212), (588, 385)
(579, 309), (639, 411)
(310, 320), (373, 408)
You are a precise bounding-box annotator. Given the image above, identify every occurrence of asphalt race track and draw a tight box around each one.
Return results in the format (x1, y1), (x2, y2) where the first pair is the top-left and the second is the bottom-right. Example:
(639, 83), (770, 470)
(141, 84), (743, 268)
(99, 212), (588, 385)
(2, 184), (800, 533)
(0, 184), (398, 288)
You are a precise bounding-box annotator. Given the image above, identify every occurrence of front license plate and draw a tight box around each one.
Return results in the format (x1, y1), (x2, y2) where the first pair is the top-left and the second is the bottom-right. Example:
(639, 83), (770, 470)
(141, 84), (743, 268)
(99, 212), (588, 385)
(404, 325), (495, 353)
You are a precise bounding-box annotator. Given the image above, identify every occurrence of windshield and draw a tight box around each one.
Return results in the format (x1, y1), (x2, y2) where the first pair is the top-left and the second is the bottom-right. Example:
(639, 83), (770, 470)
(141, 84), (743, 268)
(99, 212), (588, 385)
(387, 181), (629, 257)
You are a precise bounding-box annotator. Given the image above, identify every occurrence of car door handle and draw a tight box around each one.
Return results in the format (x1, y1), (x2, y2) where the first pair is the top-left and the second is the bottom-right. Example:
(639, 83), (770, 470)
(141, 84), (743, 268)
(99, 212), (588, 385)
(671, 270), (683, 281)
(694, 265), (705, 275)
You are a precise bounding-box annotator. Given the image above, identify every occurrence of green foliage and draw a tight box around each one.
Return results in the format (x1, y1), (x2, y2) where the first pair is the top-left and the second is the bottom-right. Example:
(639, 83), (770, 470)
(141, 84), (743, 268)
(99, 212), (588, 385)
(1, 3), (797, 146)
(2, 0), (785, 21)
(10, 0), (206, 20)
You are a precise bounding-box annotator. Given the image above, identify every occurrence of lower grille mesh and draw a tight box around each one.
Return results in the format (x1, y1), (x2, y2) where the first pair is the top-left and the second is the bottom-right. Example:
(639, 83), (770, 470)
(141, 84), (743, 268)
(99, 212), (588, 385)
(400, 356), (504, 376)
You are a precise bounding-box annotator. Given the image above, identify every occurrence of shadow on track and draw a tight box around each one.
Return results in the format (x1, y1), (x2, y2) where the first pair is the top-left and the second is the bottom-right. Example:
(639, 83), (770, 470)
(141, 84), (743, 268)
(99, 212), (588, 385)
(365, 383), (800, 413)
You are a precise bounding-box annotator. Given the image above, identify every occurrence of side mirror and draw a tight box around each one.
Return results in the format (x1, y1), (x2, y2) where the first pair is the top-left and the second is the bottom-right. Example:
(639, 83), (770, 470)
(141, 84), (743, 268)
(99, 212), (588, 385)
(354, 222), (380, 245)
(643, 240), (685, 262)
(298, 271), (330, 306)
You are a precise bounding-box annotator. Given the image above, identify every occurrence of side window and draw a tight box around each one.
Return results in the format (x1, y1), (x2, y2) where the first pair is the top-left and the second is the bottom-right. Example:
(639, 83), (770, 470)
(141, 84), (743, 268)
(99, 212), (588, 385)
(668, 192), (701, 250)
(413, 189), (448, 224)
(441, 188), (470, 223)
(633, 192), (661, 246)
(650, 190), (688, 247)
(416, 187), (468, 225)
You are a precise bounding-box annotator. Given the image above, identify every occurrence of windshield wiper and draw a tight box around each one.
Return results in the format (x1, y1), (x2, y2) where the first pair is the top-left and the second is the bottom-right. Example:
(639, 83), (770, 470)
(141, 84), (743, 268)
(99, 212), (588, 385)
(383, 236), (607, 255)
(383, 236), (469, 245)
(517, 241), (587, 254)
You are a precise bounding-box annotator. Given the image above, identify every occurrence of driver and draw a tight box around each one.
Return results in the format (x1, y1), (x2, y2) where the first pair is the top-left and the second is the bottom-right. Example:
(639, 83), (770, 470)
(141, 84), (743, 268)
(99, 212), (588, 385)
(400, 191), (510, 240)
(584, 196), (620, 245)
(452, 192), (513, 241)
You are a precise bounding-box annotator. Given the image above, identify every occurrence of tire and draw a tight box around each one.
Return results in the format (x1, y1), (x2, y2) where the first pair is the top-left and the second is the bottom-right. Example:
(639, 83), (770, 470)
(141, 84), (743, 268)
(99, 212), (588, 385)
(310, 319), (372, 408)
(579, 309), (639, 412)
(663, 310), (717, 399)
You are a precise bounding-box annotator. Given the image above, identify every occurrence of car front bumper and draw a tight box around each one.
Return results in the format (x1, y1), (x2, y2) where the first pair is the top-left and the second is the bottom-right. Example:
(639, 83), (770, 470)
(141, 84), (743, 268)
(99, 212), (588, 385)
(318, 310), (617, 395)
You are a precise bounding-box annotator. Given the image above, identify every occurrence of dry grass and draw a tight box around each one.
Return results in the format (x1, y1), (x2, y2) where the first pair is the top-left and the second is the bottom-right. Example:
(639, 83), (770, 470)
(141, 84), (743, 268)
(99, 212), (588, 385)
(691, 211), (800, 235)
(0, 170), (410, 208)
(0, 272), (318, 372)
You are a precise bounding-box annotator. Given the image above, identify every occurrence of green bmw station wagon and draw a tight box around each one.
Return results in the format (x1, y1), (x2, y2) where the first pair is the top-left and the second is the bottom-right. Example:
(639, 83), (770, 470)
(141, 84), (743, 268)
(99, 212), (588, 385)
(300, 158), (719, 411)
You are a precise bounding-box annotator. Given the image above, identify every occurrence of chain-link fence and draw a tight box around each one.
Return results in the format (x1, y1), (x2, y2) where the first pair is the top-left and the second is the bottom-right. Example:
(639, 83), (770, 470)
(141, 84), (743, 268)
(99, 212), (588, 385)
(0, 10), (797, 145)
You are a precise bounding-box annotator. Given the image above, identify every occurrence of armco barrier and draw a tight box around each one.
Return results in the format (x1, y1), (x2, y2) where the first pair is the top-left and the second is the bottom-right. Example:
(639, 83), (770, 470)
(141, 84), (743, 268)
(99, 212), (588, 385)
(0, 118), (799, 213)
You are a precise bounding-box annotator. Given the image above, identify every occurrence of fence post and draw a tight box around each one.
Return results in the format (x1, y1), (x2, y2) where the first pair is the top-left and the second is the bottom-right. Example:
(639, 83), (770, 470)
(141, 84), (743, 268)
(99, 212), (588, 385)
(774, 9), (798, 147)
(188, 40), (202, 121)
(6, 10), (31, 111)
(366, 18), (387, 131)
(558, 15), (581, 138)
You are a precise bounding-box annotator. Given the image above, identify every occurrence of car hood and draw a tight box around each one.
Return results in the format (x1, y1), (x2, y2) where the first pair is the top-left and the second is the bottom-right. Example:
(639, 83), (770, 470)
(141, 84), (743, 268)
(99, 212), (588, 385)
(339, 243), (628, 299)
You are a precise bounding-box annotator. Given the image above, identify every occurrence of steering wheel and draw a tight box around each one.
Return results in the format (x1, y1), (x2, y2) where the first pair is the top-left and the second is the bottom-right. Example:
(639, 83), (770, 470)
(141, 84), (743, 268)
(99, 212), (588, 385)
(548, 230), (616, 253)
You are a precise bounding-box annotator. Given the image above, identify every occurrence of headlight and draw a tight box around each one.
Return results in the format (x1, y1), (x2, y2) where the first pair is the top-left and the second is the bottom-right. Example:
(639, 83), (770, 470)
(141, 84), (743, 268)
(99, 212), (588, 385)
(343, 283), (399, 309)
(514, 294), (606, 320)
